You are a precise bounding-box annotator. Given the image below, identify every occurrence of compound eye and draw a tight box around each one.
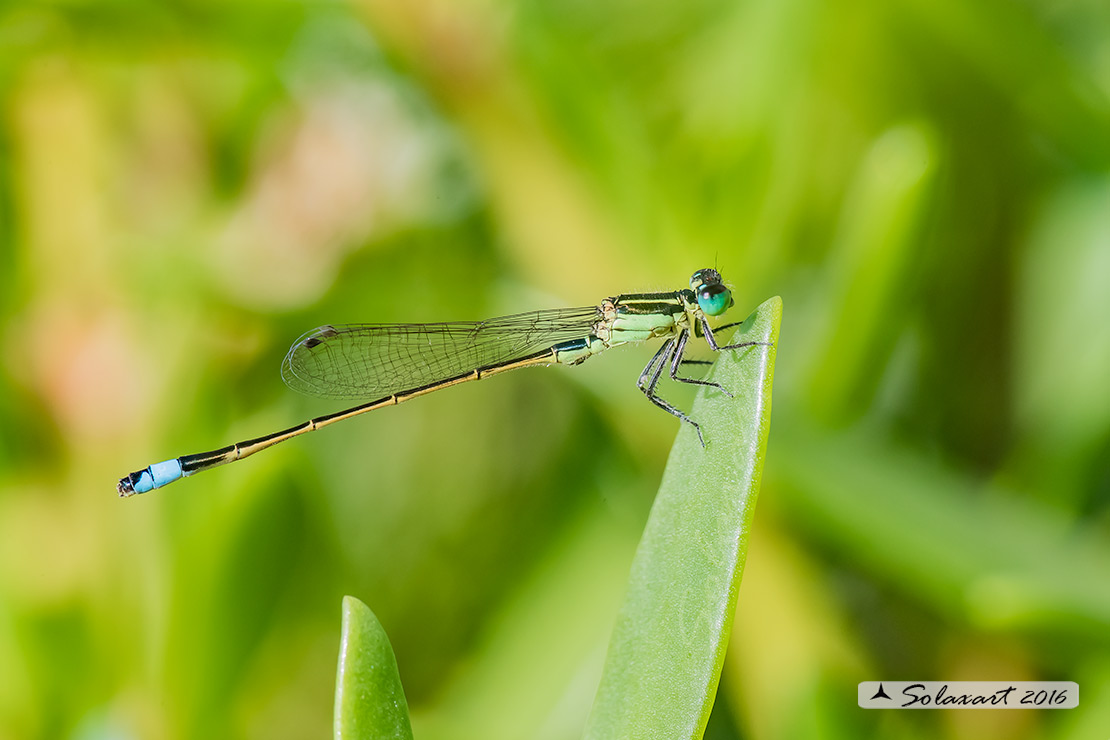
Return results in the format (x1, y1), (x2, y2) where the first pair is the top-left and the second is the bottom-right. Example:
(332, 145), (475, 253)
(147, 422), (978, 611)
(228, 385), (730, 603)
(697, 284), (732, 316)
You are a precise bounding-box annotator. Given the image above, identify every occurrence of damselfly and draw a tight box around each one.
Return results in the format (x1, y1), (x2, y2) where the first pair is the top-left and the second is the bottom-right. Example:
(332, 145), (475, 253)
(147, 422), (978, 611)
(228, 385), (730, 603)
(118, 268), (767, 496)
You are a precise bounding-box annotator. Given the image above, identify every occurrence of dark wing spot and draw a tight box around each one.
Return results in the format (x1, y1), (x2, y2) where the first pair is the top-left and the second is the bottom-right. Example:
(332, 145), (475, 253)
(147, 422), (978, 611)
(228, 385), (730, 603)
(303, 325), (339, 349)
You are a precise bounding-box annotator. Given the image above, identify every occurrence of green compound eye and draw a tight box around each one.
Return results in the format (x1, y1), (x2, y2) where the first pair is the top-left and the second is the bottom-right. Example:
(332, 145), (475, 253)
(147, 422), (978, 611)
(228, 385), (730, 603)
(697, 284), (732, 316)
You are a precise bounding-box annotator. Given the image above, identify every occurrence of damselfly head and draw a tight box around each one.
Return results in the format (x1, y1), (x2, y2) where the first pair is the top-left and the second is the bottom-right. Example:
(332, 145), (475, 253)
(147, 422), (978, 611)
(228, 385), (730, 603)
(690, 268), (733, 316)
(690, 268), (723, 289)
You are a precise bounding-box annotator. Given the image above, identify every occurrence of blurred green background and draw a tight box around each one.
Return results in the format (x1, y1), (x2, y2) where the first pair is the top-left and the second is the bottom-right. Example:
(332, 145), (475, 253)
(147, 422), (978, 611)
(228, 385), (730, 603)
(2, 0), (1109, 738)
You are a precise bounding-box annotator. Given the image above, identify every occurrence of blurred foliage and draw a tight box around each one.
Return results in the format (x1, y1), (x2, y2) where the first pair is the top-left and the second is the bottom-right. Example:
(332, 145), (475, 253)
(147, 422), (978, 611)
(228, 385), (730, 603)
(0, 1), (1108, 739)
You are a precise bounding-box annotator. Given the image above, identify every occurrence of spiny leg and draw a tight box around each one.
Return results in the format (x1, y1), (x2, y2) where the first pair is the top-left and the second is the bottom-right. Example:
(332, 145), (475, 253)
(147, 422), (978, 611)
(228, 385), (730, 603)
(637, 338), (705, 447)
(637, 339), (671, 388)
(668, 328), (732, 398)
(677, 356), (712, 375)
(701, 316), (774, 352)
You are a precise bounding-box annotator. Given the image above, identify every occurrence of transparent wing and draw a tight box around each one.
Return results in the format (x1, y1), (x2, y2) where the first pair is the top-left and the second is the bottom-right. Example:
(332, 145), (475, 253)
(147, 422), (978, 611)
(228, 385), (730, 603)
(281, 306), (602, 399)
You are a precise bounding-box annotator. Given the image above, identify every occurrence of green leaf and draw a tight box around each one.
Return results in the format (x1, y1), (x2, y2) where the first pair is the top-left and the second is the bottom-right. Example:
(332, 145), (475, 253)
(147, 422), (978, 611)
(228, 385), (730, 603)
(334, 596), (414, 740)
(583, 296), (781, 739)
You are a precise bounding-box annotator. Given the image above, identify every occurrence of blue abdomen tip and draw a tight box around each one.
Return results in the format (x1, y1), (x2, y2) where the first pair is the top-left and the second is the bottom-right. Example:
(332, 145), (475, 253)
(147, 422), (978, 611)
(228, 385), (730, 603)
(147, 459), (183, 490)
